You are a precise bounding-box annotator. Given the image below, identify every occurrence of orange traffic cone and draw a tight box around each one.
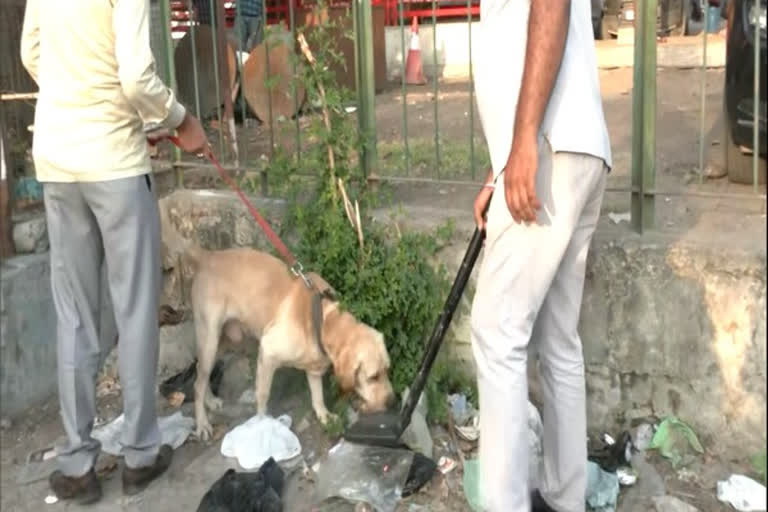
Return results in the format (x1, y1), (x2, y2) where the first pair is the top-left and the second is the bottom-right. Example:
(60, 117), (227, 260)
(405, 17), (427, 85)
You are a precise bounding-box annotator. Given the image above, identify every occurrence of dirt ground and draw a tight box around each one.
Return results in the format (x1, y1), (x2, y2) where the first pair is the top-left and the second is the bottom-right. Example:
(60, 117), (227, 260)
(2, 63), (765, 511)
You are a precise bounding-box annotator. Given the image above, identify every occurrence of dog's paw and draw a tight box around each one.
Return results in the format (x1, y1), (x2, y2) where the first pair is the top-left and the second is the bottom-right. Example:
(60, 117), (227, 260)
(195, 420), (214, 442)
(316, 410), (339, 426)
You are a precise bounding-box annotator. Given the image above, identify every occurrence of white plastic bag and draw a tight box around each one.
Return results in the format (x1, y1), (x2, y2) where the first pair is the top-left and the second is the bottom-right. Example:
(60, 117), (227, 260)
(220, 414), (301, 470)
(717, 474), (767, 512)
(92, 411), (194, 456)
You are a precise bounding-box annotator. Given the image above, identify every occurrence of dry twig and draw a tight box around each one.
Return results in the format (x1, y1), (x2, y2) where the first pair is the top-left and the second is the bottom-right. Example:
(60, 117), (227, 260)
(297, 33), (336, 195)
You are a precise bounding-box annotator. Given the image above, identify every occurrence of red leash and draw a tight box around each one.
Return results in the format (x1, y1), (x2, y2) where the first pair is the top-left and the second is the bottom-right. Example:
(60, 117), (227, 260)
(165, 136), (310, 284)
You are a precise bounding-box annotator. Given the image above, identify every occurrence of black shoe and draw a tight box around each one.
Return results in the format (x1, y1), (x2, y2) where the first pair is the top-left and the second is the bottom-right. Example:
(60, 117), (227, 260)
(49, 468), (103, 505)
(122, 445), (174, 496)
(531, 489), (558, 512)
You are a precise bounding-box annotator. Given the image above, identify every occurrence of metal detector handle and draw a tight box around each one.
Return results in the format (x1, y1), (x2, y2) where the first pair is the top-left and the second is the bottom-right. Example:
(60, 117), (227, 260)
(399, 226), (486, 431)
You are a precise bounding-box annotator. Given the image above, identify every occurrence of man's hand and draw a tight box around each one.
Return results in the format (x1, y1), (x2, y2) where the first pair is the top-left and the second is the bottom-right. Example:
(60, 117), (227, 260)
(503, 0), (570, 223)
(503, 135), (541, 223)
(175, 113), (210, 155)
(474, 183), (494, 231)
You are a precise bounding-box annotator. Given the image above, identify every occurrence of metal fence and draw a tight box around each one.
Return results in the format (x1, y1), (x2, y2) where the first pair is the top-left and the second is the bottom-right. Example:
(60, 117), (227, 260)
(1, 0), (765, 236)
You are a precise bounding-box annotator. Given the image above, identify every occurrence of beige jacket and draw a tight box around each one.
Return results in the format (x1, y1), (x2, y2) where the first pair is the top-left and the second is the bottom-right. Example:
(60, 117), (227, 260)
(20, 0), (186, 182)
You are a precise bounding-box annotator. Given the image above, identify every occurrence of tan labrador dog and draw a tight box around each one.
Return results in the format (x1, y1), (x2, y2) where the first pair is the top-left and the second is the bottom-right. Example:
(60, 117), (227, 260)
(184, 247), (395, 441)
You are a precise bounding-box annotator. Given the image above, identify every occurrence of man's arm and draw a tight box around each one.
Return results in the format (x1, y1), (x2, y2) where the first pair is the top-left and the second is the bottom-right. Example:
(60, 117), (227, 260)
(512, 0), (570, 146)
(113, 0), (186, 130)
(20, 0), (41, 84)
(503, 0), (571, 223)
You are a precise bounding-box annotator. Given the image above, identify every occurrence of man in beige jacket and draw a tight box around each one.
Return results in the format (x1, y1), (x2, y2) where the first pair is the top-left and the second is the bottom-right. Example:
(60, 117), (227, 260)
(21, 0), (208, 503)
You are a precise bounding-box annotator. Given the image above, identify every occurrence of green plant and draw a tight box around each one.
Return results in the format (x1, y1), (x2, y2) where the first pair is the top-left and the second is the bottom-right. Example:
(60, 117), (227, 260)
(751, 450), (767, 483)
(260, 3), (473, 422)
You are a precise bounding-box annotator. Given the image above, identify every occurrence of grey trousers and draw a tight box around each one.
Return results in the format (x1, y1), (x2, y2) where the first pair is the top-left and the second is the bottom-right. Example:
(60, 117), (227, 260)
(44, 174), (162, 477)
(470, 142), (606, 512)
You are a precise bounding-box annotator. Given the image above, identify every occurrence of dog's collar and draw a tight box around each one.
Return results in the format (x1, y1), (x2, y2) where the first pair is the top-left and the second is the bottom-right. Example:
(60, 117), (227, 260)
(311, 289), (335, 358)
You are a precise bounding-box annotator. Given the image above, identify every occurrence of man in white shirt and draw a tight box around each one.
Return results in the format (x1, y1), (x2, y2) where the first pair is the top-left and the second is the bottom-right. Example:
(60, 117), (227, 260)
(470, 0), (612, 510)
(21, 0), (208, 503)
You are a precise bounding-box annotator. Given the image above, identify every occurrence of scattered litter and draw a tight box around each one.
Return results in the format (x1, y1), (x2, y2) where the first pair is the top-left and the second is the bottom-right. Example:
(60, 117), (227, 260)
(647, 417), (703, 469)
(586, 461), (620, 512)
(447, 393), (474, 426)
(632, 423), (655, 452)
(616, 466), (638, 486)
(221, 414), (300, 470)
(608, 212), (631, 224)
(44, 495), (58, 505)
(454, 416), (479, 443)
(462, 459), (481, 511)
(0, 417), (11, 430)
(402, 453), (437, 497)
(652, 495), (700, 512)
(160, 358), (224, 404)
(716, 474), (767, 512)
(314, 440), (414, 512)
(438, 456), (457, 474)
(197, 457), (284, 512)
(18, 447), (58, 485)
(92, 411), (194, 456)
(589, 431), (632, 473)
(345, 106), (357, 114)
(400, 388), (433, 458)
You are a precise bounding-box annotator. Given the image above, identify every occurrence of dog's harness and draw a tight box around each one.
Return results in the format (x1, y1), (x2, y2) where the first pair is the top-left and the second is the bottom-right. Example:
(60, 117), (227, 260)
(164, 136), (332, 358)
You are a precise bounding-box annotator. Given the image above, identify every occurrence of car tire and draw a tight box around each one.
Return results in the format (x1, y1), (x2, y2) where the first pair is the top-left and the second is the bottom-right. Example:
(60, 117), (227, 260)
(724, 107), (767, 185)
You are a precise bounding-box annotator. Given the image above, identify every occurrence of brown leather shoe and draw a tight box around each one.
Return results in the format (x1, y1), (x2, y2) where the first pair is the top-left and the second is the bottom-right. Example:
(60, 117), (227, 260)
(49, 468), (102, 505)
(122, 445), (174, 496)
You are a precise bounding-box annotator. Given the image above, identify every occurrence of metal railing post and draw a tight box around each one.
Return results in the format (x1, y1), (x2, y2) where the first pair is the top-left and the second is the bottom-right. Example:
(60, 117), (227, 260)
(630, 0), (657, 233)
(753, 1), (761, 192)
(356, 0), (378, 178)
(698, 4), (710, 183)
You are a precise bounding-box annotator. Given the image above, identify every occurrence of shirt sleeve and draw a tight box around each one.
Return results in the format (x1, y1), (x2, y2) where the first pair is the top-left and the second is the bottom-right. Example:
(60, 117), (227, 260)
(113, 0), (187, 130)
(20, 0), (41, 84)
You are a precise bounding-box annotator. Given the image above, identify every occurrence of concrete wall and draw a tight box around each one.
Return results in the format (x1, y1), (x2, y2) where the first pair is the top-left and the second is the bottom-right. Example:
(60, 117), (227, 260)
(157, 189), (766, 459)
(1, 255), (57, 417)
(384, 22), (726, 81)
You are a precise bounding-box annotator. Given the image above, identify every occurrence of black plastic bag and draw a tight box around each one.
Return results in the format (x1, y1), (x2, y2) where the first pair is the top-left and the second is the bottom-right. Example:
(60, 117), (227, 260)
(160, 358), (224, 403)
(197, 457), (284, 512)
(402, 452), (437, 497)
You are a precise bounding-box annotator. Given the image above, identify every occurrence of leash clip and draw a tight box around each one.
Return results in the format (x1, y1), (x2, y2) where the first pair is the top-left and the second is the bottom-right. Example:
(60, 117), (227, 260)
(290, 262), (314, 290)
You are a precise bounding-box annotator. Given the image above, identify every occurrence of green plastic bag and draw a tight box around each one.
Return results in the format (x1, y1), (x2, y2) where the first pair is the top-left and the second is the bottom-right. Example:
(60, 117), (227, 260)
(463, 459), (481, 511)
(648, 417), (704, 468)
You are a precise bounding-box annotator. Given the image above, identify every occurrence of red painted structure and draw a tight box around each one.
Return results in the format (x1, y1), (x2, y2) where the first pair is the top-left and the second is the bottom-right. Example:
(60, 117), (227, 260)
(169, 0), (479, 34)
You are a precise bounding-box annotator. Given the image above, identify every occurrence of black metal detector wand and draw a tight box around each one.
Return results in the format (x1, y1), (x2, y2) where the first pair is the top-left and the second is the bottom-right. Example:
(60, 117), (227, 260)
(344, 225), (487, 447)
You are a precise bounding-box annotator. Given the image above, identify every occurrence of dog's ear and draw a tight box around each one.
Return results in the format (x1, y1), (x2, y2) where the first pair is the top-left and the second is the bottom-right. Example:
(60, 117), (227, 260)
(334, 347), (361, 393)
(308, 272), (339, 300)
